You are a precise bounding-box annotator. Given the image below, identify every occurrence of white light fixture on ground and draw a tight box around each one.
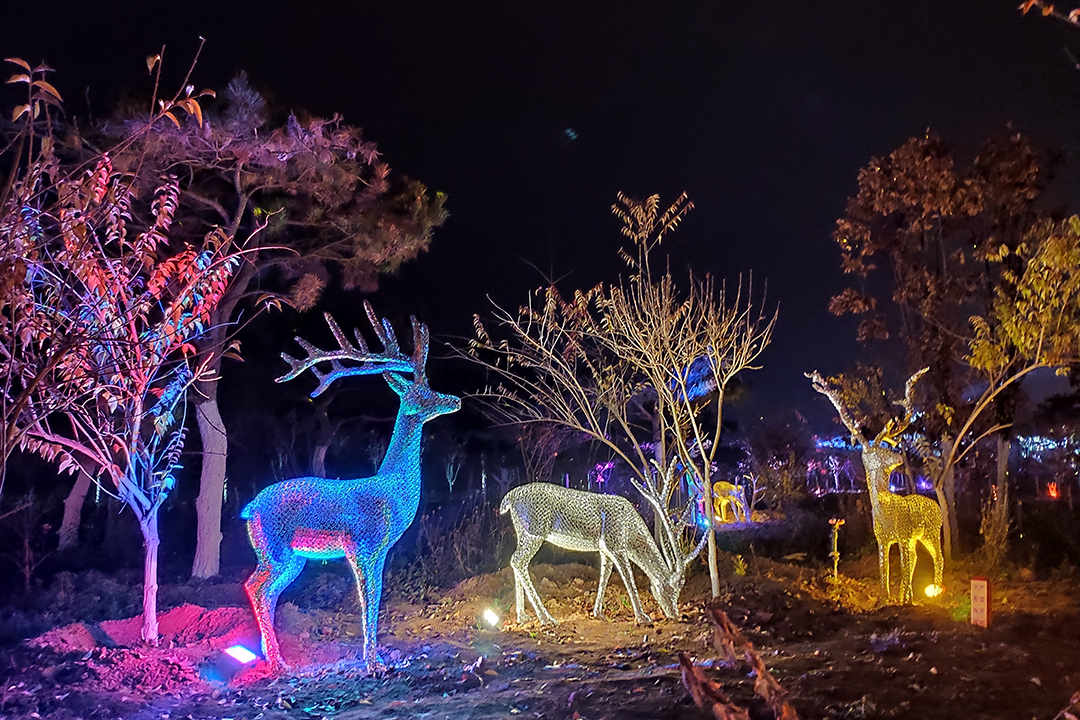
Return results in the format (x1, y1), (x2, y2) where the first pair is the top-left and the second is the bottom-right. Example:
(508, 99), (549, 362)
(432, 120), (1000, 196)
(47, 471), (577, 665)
(482, 608), (501, 628)
(223, 644), (260, 664)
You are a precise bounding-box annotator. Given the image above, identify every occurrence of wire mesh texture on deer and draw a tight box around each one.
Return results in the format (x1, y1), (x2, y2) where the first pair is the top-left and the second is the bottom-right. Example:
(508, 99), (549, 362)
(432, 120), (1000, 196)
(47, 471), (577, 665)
(807, 369), (943, 603)
(500, 482), (690, 625)
(243, 304), (460, 672)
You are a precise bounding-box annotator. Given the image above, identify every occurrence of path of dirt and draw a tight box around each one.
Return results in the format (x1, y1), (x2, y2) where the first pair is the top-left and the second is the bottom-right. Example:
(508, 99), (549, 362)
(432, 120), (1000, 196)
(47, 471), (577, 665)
(1, 559), (1078, 720)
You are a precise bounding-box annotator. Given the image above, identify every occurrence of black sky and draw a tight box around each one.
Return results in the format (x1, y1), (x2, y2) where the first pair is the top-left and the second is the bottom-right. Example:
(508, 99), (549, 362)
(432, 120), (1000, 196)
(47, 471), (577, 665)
(4, 0), (1080, 428)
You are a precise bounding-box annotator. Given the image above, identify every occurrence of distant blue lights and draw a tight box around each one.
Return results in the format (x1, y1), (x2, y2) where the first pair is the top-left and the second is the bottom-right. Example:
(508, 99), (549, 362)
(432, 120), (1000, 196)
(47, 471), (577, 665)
(1018, 434), (1080, 460)
(814, 434), (861, 451)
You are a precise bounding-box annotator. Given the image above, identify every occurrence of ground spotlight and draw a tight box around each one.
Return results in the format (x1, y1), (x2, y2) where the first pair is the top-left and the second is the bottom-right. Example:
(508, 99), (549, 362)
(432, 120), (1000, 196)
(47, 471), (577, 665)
(223, 644), (260, 664)
(200, 642), (262, 684)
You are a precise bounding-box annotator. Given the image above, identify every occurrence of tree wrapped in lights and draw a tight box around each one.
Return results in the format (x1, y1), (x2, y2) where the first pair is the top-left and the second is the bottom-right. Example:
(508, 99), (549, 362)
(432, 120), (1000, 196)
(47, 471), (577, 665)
(471, 193), (775, 599)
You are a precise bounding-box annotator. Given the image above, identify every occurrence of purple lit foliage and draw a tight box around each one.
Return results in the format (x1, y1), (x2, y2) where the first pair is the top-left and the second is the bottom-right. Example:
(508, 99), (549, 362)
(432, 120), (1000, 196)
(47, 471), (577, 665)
(589, 460), (615, 488)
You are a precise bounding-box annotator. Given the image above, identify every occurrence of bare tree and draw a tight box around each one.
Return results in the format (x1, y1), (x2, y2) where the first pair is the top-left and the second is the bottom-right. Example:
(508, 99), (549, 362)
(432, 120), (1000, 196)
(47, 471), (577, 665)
(469, 193), (775, 598)
(444, 449), (465, 495)
(0, 492), (53, 592)
(516, 422), (576, 484)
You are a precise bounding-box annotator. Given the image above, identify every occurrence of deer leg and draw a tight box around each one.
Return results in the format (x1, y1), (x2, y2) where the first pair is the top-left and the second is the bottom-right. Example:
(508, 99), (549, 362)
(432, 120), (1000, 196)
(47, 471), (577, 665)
(877, 540), (891, 602)
(899, 541), (916, 604)
(593, 551), (614, 618)
(923, 530), (944, 591)
(363, 554), (388, 665)
(608, 552), (651, 624)
(343, 549), (372, 664)
(245, 554), (305, 670)
(345, 548), (388, 666)
(510, 532), (555, 625)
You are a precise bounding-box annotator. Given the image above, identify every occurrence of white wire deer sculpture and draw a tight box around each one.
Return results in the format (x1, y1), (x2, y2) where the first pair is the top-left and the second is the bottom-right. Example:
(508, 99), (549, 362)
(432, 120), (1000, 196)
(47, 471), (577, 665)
(806, 369), (944, 603)
(501, 473), (706, 625)
(243, 303), (460, 671)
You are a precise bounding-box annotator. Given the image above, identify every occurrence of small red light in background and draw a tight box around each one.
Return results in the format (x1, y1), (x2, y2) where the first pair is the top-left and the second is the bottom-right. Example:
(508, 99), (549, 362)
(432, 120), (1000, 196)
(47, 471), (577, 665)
(1047, 482), (1060, 500)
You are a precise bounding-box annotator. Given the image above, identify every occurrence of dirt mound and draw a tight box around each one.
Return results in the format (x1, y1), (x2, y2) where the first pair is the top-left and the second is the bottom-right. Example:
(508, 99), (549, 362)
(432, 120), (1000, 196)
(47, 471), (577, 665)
(30, 604), (255, 652)
(178, 606), (255, 648)
(92, 648), (200, 693)
(27, 622), (99, 653)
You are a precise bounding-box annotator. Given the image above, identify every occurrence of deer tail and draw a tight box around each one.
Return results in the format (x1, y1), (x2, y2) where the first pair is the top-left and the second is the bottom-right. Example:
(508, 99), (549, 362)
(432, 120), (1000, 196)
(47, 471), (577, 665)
(240, 499), (256, 521)
(499, 492), (512, 515)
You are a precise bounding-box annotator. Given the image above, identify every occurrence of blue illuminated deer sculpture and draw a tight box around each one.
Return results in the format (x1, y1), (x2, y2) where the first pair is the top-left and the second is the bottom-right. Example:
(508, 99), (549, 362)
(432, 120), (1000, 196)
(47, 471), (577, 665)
(243, 303), (460, 671)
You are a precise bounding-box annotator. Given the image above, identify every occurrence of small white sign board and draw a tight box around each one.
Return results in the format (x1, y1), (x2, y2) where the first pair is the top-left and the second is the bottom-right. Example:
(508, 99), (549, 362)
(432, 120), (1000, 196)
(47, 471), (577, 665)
(971, 576), (991, 628)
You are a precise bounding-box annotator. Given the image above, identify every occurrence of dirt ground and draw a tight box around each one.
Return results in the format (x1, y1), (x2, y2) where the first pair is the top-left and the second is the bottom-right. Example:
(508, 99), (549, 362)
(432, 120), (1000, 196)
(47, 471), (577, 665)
(1, 555), (1078, 720)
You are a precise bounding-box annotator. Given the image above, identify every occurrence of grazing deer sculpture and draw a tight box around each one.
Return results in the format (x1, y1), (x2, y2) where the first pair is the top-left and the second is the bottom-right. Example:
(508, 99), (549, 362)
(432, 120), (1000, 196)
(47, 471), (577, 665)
(243, 303), (460, 671)
(806, 369), (943, 603)
(500, 482), (703, 624)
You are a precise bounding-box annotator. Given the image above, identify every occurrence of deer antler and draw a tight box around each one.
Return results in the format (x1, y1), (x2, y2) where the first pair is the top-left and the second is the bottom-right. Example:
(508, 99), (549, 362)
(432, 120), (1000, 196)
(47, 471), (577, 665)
(895, 368), (928, 422)
(876, 367), (929, 446)
(805, 370), (865, 447)
(277, 301), (424, 397)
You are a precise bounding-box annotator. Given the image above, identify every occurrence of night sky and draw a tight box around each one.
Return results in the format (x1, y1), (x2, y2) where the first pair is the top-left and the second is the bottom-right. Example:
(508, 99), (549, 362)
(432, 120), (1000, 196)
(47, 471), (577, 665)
(4, 0), (1080, 428)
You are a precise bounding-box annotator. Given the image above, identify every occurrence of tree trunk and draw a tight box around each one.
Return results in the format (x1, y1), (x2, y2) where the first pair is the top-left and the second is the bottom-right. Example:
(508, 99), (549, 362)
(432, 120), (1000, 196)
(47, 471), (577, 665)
(139, 507), (160, 645)
(311, 396), (335, 478)
(932, 437), (961, 562)
(934, 462), (958, 563)
(312, 443), (329, 477)
(58, 470), (92, 550)
(702, 477), (720, 598)
(944, 467), (958, 558)
(996, 434), (1010, 494)
(0, 443), (8, 503)
(192, 394), (227, 579)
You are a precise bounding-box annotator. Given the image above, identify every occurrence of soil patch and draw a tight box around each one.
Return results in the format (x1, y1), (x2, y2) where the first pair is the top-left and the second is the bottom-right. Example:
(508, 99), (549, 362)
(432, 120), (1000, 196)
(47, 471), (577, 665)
(1, 557), (1078, 719)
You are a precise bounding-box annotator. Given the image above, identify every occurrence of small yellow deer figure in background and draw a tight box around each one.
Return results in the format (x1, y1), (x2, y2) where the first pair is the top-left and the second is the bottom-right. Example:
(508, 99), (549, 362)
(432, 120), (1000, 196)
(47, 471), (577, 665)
(712, 481), (749, 523)
(806, 369), (944, 603)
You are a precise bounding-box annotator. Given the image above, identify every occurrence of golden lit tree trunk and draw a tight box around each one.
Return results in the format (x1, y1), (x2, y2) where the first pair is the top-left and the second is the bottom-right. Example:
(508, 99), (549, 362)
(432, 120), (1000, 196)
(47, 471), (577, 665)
(701, 479), (720, 598)
(933, 443), (958, 563)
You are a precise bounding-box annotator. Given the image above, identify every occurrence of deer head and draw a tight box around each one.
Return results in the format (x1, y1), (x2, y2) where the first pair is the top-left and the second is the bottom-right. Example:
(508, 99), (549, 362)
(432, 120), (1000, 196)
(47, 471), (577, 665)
(277, 300), (460, 420)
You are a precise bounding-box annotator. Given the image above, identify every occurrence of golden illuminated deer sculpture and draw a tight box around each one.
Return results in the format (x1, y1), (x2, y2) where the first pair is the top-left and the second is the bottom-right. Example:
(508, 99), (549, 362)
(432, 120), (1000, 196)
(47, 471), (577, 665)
(806, 369), (943, 603)
(712, 481), (749, 523)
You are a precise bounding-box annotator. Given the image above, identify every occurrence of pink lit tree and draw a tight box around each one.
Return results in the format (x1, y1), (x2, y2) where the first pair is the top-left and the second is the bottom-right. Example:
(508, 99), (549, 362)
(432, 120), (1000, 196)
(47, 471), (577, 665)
(2, 56), (244, 642)
(93, 72), (447, 579)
